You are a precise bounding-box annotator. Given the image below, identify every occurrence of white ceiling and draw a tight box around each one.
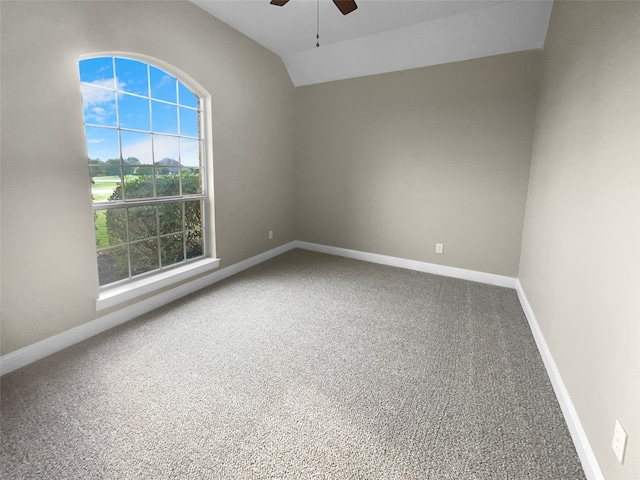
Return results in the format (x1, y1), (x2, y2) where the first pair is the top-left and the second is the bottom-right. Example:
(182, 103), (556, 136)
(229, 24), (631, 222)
(190, 0), (553, 86)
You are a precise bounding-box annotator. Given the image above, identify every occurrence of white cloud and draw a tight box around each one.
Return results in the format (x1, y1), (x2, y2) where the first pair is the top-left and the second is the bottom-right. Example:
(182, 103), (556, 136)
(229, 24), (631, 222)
(121, 134), (153, 165)
(156, 74), (173, 87)
(81, 78), (126, 105)
(153, 135), (180, 162)
(81, 81), (113, 105)
(121, 134), (200, 167)
(81, 78), (126, 124)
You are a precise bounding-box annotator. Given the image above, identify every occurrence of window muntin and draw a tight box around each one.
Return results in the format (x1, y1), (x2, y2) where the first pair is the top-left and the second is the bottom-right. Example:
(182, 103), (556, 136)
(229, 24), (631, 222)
(79, 56), (206, 287)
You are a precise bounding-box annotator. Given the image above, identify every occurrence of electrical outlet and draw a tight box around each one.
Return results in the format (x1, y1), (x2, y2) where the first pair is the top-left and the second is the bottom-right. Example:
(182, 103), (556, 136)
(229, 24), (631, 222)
(435, 243), (444, 254)
(268, 230), (273, 240)
(612, 420), (628, 464)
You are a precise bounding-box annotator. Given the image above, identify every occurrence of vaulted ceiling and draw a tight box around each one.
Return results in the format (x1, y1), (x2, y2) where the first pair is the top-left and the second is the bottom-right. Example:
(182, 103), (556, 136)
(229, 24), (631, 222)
(190, 0), (553, 86)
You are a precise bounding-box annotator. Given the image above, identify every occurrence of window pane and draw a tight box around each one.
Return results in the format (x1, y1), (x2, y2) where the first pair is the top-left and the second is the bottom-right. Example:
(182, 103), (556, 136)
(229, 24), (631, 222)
(122, 161), (138, 180)
(121, 131), (152, 166)
(81, 85), (117, 127)
(124, 174), (154, 200)
(100, 208), (127, 246)
(97, 246), (129, 286)
(178, 81), (198, 108)
(115, 58), (148, 96)
(121, 131), (153, 199)
(80, 57), (114, 85)
(181, 169), (202, 195)
(155, 169), (180, 197)
(151, 101), (178, 134)
(86, 126), (119, 164)
(161, 234), (184, 267)
(153, 135), (180, 169)
(179, 107), (199, 137)
(119, 94), (150, 131)
(186, 230), (203, 259)
(150, 66), (177, 103)
(158, 202), (183, 235)
(89, 171), (122, 202)
(131, 240), (159, 276)
(128, 205), (157, 241)
(184, 200), (202, 232)
(91, 164), (122, 202)
(180, 138), (200, 168)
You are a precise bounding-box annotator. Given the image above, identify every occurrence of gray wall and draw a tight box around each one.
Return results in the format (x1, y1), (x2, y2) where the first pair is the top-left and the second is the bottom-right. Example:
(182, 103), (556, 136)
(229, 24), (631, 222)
(294, 51), (540, 277)
(519, 2), (640, 478)
(0, 0), (296, 355)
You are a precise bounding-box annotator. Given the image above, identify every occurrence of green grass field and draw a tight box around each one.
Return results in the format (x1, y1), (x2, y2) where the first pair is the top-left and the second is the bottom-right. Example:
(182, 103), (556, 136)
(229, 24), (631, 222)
(91, 176), (121, 202)
(92, 176), (122, 248)
(94, 211), (109, 248)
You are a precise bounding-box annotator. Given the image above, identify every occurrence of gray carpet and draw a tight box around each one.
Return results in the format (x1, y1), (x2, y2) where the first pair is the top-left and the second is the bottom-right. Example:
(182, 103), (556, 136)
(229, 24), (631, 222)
(1, 249), (585, 479)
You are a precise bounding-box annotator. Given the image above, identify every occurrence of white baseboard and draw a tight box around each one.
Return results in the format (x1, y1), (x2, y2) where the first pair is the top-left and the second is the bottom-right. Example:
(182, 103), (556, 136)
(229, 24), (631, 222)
(295, 241), (517, 289)
(0, 241), (515, 375)
(515, 280), (603, 480)
(0, 241), (297, 376)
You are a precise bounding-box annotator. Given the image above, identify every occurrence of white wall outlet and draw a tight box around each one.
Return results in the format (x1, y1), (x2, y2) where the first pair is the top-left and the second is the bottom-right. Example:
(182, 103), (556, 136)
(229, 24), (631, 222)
(435, 243), (444, 254)
(612, 420), (628, 464)
(268, 230), (273, 240)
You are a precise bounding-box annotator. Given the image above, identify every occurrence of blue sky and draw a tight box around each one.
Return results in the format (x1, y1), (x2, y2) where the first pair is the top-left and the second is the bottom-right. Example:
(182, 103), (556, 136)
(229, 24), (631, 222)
(79, 57), (200, 167)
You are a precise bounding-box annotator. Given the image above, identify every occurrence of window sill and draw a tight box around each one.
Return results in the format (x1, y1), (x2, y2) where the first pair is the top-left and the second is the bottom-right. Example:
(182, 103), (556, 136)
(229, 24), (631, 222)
(96, 257), (220, 312)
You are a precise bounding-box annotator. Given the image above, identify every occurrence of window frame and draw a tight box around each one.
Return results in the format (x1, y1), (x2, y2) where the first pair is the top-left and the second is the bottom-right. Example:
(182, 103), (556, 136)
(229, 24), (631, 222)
(79, 52), (218, 311)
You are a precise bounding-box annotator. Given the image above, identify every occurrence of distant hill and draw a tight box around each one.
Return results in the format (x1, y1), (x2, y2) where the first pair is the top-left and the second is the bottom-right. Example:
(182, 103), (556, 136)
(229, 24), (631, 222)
(157, 157), (180, 173)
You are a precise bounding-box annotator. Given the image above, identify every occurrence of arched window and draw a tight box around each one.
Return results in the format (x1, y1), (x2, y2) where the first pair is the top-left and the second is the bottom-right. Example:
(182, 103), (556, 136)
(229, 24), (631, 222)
(79, 55), (214, 300)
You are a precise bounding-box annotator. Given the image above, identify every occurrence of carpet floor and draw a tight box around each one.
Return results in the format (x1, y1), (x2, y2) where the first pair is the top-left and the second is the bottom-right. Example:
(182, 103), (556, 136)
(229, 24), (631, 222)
(1, 249), (585, 479)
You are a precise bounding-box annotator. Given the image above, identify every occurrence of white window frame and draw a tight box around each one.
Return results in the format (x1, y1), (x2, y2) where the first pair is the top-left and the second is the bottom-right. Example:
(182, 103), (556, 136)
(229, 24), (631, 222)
(79, 52), (218, 311)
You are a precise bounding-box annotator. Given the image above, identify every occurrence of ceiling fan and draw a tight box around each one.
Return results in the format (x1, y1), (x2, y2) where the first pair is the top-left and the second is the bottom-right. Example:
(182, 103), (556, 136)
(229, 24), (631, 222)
(270, 0), (358, 15)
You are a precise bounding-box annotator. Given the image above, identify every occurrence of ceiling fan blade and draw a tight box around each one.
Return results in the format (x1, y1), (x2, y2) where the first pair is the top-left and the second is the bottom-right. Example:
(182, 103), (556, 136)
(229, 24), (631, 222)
(270, 0), (289, 6)
(332, 0), (358, 15)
